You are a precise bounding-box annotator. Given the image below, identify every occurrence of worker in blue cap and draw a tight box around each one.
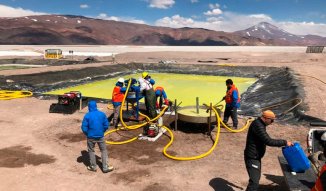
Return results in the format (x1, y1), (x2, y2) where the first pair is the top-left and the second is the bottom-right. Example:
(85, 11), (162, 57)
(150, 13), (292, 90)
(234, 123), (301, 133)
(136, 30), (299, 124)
(154, 86), (169, 109)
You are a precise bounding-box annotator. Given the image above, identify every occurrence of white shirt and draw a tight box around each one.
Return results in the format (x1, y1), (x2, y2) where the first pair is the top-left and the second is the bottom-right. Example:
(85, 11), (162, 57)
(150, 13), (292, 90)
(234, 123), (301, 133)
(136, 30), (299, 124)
(138, 77), (152, 91)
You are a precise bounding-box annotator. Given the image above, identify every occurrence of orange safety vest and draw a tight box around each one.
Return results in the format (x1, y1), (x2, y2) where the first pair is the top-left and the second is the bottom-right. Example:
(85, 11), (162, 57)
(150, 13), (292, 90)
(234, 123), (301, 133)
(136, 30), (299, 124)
(112, 86), (124, 102)
(225, 84), (240, 104)
(312, 164), (326, 191)
(155, 86), (164, 96)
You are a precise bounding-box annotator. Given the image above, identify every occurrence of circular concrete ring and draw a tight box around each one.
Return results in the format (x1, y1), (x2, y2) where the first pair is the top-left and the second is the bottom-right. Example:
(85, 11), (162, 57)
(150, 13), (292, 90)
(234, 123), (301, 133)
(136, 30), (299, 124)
(177, 105), (217, 124)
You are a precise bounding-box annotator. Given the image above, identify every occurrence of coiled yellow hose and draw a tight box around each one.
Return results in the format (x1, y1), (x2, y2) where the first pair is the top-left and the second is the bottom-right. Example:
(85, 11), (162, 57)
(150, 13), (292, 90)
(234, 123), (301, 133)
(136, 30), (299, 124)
(0, 90), (33, 100)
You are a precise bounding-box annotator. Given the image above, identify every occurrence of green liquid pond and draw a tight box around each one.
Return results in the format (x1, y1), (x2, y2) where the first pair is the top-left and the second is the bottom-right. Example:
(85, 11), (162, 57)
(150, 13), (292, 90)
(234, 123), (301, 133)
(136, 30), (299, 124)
(45, 73), (256, 106)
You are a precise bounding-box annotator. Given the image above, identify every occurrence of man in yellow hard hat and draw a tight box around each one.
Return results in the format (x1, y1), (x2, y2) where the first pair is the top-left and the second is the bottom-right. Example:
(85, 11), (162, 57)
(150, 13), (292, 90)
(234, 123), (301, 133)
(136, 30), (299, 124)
(244, 110), (293, 191)
(139, 72), (157, 115)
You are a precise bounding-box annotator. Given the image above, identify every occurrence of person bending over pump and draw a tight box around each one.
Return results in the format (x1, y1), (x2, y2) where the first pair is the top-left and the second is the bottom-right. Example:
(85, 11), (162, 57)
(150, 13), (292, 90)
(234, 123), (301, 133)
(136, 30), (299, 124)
(155, 86), (170, 109)
(111, 78), (126, 128)
(244, 110), (293, 191)
(311, 132), (326, 191)
(223, 79), (240, 129)
(81, 100), (113, 173)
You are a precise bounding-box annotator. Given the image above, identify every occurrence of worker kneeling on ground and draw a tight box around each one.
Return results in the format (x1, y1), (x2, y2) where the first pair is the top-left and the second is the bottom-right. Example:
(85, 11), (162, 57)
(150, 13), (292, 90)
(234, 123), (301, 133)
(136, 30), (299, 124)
(223, 79), (240, 129)
(244, 110), (293, 191)
(312, 132), (326, 191)
(154, 86), (170, 109)
(111, 78), (126, 128)
(81, 100), (113, 173)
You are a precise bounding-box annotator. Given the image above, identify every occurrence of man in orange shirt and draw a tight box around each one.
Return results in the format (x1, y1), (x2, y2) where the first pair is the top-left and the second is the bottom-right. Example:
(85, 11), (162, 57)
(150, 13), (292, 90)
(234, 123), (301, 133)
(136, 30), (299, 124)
(111, 78), (126, 128)
(223, 79), (240, 129)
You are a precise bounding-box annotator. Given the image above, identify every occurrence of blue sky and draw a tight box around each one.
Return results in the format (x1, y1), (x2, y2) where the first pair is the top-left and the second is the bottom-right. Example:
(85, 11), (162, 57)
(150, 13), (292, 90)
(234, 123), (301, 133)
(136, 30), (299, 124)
(0, 0), (326, 36)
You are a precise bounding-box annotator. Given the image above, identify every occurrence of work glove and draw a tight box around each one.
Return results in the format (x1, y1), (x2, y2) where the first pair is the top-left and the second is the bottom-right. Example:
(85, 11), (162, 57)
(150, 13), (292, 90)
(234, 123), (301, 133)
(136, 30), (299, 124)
(164, 99), (169, 106)
(155, 102), (160, 109)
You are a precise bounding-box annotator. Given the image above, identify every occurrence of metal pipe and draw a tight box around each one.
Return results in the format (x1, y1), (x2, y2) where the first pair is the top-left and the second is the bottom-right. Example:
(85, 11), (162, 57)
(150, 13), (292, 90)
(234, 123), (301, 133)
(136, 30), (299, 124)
(208, 103), (212, 135)
(310, 122), (326, 127)
(174, 99), (178, 131)
(196, 97), (199, 114)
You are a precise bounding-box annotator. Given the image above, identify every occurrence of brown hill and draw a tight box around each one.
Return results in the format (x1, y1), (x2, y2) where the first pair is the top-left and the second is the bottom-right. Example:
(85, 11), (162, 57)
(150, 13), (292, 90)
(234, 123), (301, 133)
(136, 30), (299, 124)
(0, 15), (325, 45)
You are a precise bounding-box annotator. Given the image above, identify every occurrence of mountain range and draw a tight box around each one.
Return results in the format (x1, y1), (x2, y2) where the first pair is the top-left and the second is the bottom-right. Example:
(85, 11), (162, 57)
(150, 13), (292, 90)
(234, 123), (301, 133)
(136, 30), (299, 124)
(0, 15), (325, 46)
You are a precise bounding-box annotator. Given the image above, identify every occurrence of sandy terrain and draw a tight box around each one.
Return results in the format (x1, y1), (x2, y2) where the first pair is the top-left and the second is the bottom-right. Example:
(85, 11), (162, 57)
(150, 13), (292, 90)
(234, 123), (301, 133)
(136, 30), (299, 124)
(0, 47), (325, 191)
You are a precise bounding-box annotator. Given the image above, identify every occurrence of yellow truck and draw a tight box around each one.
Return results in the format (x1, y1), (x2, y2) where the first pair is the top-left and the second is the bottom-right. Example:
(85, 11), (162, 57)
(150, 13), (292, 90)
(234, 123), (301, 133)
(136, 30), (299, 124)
(44, 49), (63, 59)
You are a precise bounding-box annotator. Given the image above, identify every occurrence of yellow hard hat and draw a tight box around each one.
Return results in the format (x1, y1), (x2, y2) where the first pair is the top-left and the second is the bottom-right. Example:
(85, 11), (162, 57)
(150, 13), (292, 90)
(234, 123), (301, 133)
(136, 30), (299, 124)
(262, 110), (276, 119)
(142, 72), (149, 78)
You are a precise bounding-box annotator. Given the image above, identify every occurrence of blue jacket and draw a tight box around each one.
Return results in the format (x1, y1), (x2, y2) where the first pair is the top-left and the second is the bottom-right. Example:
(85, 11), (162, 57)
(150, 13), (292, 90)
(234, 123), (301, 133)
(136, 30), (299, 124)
(155, 89), (167, 99)
(81, 100), (109, 139)
(112, 82), (126, 107)
(226, 90), (240, 108)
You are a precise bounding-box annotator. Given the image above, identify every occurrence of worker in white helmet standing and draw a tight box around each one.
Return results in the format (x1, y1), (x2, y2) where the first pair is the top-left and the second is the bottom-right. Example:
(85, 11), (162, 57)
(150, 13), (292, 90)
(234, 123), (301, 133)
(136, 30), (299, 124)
(111, 78), (126, 128)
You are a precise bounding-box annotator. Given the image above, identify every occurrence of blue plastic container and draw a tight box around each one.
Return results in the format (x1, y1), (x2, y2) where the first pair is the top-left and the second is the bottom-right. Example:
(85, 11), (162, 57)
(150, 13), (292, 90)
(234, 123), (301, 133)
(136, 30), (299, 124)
(282, 142), (310, 172)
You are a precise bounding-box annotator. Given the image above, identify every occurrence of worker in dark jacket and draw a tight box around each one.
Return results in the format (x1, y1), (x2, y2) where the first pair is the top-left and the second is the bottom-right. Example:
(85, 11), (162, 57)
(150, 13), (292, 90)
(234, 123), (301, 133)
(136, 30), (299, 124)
(312, 133), (326, 191)
(81, 100), (113, 173)
(223, 79), (240, 129)
(244, 110), (292, 191)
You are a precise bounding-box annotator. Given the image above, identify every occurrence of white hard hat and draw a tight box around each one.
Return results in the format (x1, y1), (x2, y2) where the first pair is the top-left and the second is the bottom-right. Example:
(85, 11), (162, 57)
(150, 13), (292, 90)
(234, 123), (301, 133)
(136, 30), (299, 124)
(321, 132), (326, 141)
(118, 78), (124, 83)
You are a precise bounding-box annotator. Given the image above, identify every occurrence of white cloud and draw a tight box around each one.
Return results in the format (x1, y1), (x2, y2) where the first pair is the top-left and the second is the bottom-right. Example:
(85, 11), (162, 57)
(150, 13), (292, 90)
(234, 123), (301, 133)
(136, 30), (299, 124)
(80, 4), (89, 9)
(277, 21), (326, 37)
(190, 0), (199, 3)
(155, 15), (194, 28)
(97, 13), (146, 24)
(155, 12), (326, 36)
(209, 3), (220, 9)
(0, 4), (46, 17)
(148, 0), (175, 9)
(204, 9), (222, 16)
(204, 3), (222, 16)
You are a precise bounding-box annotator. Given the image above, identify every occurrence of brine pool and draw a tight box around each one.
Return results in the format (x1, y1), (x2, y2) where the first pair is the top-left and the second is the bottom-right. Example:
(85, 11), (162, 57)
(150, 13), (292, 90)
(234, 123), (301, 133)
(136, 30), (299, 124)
(45, 73), (256, 106)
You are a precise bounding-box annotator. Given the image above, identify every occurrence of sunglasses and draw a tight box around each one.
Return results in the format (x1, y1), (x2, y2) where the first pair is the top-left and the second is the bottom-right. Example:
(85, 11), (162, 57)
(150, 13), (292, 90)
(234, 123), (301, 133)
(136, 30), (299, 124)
(266, 118), (274, 123)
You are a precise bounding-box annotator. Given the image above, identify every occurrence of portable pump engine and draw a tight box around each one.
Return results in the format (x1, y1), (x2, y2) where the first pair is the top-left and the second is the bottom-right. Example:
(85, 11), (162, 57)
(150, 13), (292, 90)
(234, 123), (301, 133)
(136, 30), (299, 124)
(49, 91), (82, 114)
(58, 91), (81, 106)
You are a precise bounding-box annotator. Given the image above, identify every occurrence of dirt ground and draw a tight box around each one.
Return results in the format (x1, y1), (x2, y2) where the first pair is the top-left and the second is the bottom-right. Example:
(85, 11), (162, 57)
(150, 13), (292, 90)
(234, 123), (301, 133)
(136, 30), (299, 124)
(0, 49), (325, 191)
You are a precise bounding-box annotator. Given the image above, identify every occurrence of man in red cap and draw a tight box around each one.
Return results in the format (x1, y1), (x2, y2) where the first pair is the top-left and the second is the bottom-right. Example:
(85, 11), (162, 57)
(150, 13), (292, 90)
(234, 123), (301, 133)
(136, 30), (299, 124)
(244, 110), (293, 191)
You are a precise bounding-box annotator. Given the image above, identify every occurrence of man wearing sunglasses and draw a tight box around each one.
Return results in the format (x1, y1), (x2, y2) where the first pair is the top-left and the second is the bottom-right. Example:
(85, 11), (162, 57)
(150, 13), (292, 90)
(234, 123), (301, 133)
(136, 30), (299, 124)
(244, 110), (293, 191)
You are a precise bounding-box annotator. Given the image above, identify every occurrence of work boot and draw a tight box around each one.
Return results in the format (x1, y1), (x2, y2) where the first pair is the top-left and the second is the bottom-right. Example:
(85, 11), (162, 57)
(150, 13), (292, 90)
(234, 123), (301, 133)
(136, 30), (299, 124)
(103, 165), (114, 173)
(87, 165), (97, 172)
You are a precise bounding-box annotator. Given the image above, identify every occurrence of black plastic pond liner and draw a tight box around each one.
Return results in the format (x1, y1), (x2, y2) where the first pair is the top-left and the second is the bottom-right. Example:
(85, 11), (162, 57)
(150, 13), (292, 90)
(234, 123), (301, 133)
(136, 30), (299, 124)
(240, 68), (325, 124)
(0, 62), (324, 123)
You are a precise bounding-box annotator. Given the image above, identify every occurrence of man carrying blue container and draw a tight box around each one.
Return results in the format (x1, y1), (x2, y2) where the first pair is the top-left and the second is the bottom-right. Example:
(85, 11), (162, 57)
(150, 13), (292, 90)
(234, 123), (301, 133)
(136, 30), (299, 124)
(81, 100), (113, 173)
(244, 110), (293, 191)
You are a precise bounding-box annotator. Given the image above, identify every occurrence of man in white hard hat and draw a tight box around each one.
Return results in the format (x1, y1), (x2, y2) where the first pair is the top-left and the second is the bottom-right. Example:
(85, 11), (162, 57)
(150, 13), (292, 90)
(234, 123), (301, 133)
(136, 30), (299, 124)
(111, 78), (126, 128)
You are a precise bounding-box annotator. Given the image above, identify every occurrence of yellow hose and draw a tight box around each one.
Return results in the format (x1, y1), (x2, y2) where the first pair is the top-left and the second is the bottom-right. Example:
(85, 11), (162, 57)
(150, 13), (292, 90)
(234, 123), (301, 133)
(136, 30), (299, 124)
(105, 79), (168, 145)
(105, 79), (253, 160)
(0, 90), (33, 100)
(162, 105), (254, 160)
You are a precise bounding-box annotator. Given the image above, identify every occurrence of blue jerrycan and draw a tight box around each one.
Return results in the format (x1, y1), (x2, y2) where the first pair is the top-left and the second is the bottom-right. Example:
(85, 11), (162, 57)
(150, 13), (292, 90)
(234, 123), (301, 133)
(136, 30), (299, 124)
(282, 142), (310, 172)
